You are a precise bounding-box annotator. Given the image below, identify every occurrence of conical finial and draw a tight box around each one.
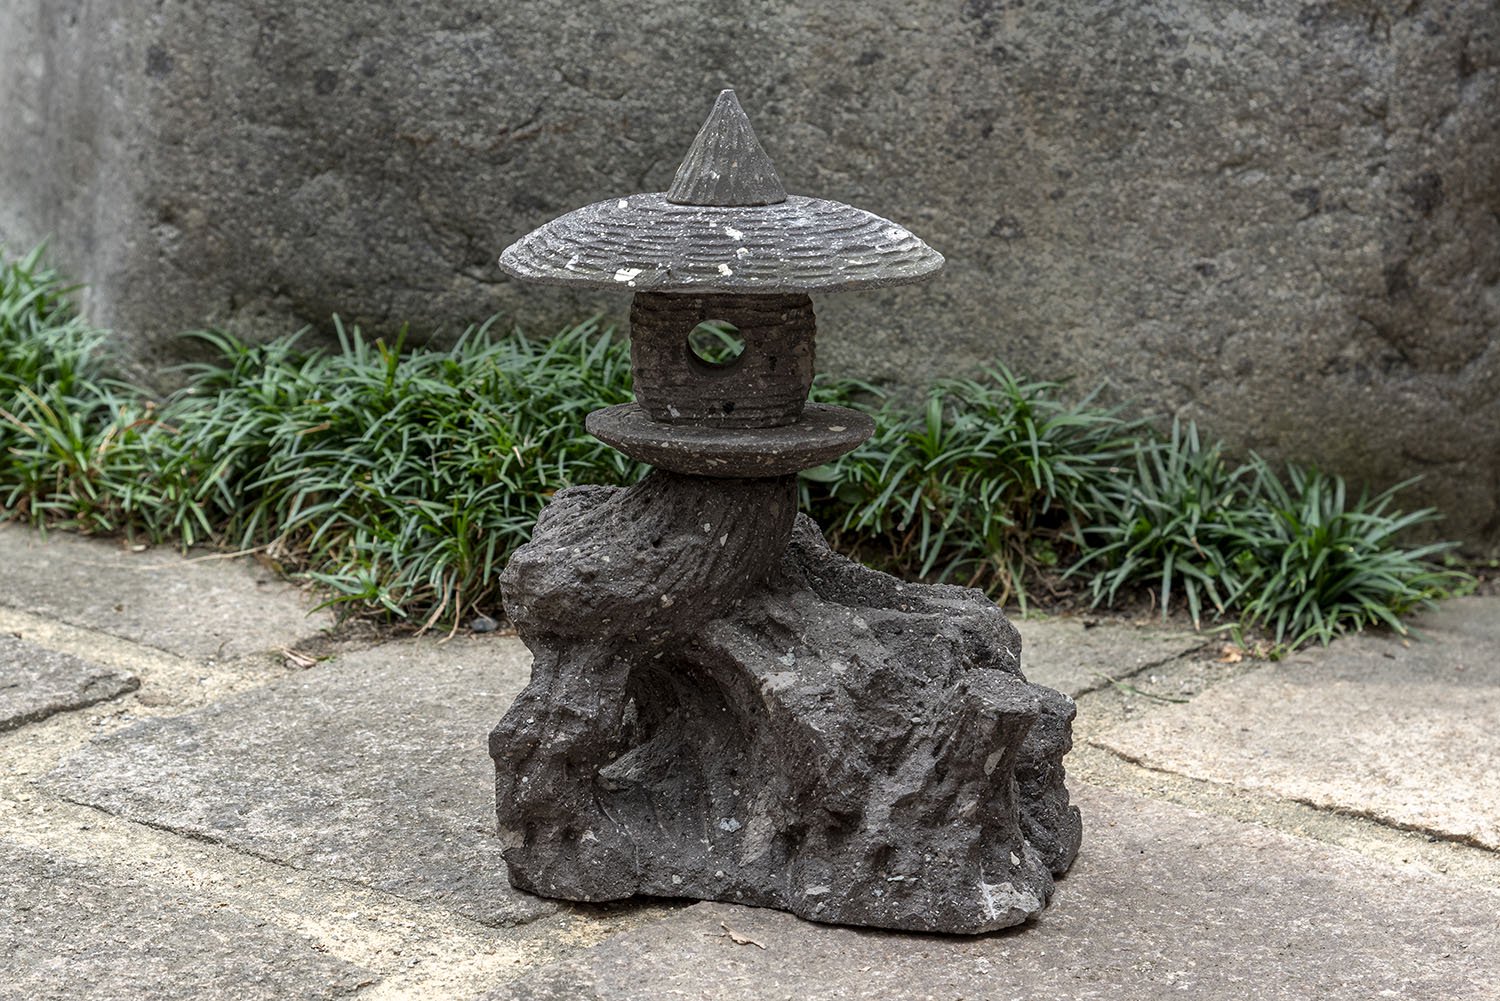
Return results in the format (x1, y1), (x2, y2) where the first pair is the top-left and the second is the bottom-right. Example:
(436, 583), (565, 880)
(666, 89), (788, 207)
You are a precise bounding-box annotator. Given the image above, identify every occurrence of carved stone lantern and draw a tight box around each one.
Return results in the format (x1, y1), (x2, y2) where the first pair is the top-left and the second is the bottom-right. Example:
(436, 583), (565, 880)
(491, 90), (1080, 933)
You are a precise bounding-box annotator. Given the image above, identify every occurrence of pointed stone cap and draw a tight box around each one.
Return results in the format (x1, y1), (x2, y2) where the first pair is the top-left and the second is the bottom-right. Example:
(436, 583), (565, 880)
(499, 91), (943, 294)
(666, 90), (787, 207)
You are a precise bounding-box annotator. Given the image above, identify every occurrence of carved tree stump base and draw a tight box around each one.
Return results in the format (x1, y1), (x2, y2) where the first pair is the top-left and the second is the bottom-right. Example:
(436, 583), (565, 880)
(491, 470), (1081, 933)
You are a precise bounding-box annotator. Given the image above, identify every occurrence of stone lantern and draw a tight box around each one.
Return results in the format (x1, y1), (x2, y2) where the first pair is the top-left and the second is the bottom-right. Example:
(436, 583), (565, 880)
(491, 90), (1080, 934)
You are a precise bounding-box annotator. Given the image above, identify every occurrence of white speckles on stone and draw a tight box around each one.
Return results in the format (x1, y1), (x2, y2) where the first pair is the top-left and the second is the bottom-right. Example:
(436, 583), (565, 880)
(777, 650), (796, 666)
(718, 534), (729, 546)
(851, 615), (869, 631)
(827, 425), (847, 432)
(978, 880), (1004, 921)
(1010, 851), (1022, 866)
(717, 818), (742, 832)
(613, 267), (643, 283)
(499, 194), (944, 293)
(703, 523), (712, 532)
(671, 874), (683, 885)
(717, 263), (733, 276)
(660, 594), (675, 608)
(803, 884), (831, 897)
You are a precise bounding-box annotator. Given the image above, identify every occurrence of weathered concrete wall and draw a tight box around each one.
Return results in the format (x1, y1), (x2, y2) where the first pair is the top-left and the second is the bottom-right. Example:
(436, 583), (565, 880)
(1, 1), (1496, 549)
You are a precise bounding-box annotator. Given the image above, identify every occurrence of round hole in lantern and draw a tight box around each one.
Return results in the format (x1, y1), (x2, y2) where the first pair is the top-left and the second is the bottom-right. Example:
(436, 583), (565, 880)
(686, 321), (744, 369)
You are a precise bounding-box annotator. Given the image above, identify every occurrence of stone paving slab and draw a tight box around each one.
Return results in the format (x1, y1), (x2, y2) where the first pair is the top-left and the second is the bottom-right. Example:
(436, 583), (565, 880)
(492, 784), (1500, 1001)
(1093, 596), (1500, 849)
(0, 838), (372, 1001)
(0, 523), (333, 662)
(45, 635), (558, 927)
(0, 634), (138, 731)
(1016, 614), (1205, 697)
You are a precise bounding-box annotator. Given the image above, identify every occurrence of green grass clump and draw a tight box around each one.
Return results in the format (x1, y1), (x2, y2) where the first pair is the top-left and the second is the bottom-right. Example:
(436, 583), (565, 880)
(143, 321), (640, 625)
(1076, 419), (1256, 627)
(0, 246), (142, 531)
(0, 245), (1470, 646)
(1233, 466), (1460, 647)
(804, 370), (1139, 611)
(1073, 420), (1464, 646)
(1, 246), (642, 623)
(0, 246), (110, 397)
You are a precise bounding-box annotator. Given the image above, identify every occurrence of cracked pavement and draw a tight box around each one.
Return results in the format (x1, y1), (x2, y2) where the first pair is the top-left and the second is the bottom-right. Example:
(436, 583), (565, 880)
(2, 522), (1496, 1000)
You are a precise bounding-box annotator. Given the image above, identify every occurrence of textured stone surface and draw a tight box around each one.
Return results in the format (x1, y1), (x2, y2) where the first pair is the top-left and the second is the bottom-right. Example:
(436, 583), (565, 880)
(1094, 596), (1500, 849)
(494, 473), (1079, 933)
(493, 785), (1500, 1001)
(0, 523), (332, 662)
(0, 839), (372, 1001)
(1, 1), (1495, 545)
(586, 403), (873, 477)
(1015, 615), (1206, 698)
(666, 89), (787, 207)
(498, 193), (944, 294)
(629, 292), (817, 429)
(44, 636), (559, 927)
(0, 634), (139, 731)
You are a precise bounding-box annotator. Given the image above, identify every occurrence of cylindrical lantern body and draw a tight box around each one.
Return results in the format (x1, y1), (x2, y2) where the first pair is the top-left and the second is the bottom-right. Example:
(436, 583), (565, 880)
(629, 291), (815, 429)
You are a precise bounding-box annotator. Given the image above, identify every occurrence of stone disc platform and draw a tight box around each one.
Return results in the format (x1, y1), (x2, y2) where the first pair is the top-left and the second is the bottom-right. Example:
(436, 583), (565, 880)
(585, 402), (874, 476)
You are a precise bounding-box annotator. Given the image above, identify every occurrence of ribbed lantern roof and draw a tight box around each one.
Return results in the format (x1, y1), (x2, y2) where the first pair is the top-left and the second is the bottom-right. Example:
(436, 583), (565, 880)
(498, 89), (943, 294)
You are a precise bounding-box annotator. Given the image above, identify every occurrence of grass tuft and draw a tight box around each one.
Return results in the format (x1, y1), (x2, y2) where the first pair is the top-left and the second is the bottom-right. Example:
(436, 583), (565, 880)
(148, 318), (643, 624)
(804, 369), (1139, 612)
(1071, 419), (1465, 647)
(1074, 418), (1256, 628)
(1234, 466), (1460, 647)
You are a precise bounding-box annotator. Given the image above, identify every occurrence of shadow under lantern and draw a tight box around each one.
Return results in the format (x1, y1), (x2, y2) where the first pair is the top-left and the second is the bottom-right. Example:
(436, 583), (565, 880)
(492, 89), (1081, 934)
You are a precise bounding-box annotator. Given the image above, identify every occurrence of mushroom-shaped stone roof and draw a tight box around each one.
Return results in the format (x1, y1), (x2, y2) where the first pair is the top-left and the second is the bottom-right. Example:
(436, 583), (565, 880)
(498, 90), (944, 294)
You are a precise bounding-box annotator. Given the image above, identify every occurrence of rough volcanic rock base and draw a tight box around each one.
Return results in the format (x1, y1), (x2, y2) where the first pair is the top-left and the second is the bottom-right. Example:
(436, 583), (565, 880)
(492, 471), (1080, 933)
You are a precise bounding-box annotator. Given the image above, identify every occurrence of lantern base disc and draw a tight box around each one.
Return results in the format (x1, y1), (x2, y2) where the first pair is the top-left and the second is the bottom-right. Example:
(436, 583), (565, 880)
(586, 402), (873, 476)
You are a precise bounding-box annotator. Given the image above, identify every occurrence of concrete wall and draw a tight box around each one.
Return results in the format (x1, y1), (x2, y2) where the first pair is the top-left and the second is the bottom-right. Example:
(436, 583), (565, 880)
(2, 0), (1496, 549)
